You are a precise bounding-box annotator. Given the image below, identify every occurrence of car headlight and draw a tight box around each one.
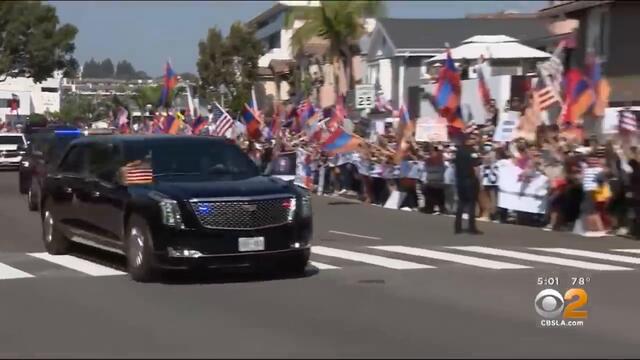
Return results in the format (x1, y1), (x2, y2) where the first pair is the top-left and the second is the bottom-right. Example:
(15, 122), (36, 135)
(149, 191), (184, 228)
(300, 195), (312, 218)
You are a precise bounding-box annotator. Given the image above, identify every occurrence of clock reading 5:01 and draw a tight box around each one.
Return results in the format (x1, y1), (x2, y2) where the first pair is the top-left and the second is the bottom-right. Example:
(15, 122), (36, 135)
(537, 277), (559, 286)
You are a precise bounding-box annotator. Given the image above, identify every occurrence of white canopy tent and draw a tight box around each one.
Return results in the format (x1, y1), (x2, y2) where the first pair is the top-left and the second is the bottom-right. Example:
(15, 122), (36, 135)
(428, 35), (552, 62)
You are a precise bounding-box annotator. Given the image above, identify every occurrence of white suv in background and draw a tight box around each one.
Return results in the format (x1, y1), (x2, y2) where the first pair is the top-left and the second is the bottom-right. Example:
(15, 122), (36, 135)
(0, 133), (27, 169)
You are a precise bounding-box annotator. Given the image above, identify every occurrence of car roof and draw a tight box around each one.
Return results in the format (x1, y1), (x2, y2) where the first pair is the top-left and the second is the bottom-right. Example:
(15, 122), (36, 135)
(70, 134), (229, 146)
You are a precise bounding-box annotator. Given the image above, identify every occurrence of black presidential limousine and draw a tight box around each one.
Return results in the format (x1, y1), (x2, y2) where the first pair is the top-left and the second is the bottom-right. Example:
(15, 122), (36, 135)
(40, 135), (313, 282)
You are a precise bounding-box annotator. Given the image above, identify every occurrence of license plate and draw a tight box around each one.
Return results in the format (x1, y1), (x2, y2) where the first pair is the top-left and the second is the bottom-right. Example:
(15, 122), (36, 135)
(238, 237), (265, 252)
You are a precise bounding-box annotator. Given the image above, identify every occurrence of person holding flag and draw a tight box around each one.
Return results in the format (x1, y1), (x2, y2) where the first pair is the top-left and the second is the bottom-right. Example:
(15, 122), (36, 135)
(435, 49), (465, 140)
(241, 100), (263, 140)
(158, 61), (178, 109)
(453, 129), (483, 235)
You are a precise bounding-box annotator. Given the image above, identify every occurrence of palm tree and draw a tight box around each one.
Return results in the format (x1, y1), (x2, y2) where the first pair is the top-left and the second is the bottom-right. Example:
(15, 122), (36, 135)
(286, 1), (384, 94)
(133, 85), (162, 113)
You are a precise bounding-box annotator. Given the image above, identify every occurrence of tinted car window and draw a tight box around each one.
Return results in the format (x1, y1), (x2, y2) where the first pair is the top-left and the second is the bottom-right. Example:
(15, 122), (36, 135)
(270, 152), (296, 176)
(0, 135), (25, 145)
(58, 145), (87, 174)
(87, 142), (121, 182)
(42, 133), (83, 163)
(123, 139), (259, 182)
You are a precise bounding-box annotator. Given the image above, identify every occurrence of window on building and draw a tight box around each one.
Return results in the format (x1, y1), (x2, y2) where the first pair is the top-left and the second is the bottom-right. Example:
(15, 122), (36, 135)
(0, 98), (19, 108)
(41, 87), (59, 93)
(367, 64), (379, 85)
(268, 33), (281, 50)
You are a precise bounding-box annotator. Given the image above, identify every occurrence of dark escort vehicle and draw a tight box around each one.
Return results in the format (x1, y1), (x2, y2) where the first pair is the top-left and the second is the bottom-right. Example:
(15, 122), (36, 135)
(40, 135), (313, 282)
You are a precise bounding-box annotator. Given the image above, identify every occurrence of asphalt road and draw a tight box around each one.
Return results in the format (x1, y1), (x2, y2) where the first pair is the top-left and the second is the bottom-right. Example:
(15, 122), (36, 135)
(1, 170), (640, 358)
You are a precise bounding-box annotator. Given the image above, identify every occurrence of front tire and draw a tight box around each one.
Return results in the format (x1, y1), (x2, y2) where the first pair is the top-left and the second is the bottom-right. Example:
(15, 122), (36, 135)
(126, 215), (157, 282)
(42, 207), (70, 255)
(27, 182), (39, 211)
(281, 249), (310, 275)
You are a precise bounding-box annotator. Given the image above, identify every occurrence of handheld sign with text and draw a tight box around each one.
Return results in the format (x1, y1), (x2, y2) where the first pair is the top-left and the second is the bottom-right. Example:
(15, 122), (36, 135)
(415, 117), (448, 143)
(493, 111), (521, 143)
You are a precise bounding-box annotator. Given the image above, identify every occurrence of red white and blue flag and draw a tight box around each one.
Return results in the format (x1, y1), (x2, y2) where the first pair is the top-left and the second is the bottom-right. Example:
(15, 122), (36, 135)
(212, 102), (234, 137)
(158, 61), (178, 108)
(436, 49), (464, 133)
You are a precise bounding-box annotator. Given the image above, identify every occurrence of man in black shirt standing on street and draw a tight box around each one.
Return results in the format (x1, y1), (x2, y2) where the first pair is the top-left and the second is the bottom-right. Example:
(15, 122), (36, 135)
(454, 132), (483, 234)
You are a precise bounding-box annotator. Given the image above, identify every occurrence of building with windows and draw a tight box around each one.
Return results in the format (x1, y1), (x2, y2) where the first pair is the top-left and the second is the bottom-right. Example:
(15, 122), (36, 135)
(247, 0), (320, 109)
(539, 0), (637, 106)
(0, 72), (63, 124)
(365, 17), (552, 117)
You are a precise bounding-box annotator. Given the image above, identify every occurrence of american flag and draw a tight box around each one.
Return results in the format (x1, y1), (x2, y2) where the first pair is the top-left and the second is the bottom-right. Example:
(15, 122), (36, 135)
(122, 161), (153, 185)
(532, 68), (562, 124)
(619, 109), (638, 133)
(212, 102), (234, 137)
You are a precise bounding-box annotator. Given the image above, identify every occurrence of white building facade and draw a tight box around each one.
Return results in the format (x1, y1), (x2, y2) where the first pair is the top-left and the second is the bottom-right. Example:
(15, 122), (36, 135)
(0, 72), (63, 123)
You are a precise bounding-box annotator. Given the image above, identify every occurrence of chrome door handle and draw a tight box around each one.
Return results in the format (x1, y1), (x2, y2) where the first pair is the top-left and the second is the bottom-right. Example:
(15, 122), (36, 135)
(90, 191), (101, 198)
(63, 187), (72, 194)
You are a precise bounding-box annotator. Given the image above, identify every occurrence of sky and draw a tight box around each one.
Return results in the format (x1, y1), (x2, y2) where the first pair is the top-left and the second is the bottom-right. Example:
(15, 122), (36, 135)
(50, 1), (546, 77)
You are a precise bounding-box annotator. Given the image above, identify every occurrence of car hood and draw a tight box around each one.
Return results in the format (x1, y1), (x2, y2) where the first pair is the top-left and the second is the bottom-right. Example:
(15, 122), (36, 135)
(151, 176), (297, 200)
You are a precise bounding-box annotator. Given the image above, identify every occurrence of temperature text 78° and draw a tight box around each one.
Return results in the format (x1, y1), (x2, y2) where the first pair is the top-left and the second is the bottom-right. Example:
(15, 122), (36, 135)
(571, 277), (591, 286)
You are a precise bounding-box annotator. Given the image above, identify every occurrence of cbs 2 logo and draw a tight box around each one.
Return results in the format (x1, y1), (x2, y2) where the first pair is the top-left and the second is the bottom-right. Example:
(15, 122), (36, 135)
(534, 288), (588, 319)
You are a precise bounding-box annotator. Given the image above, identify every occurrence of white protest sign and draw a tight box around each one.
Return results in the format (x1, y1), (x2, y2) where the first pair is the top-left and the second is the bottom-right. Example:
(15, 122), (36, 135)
(415, 117), (448, 143)
(384, 190), (406, 209)
(497, 161), (549, 214)
(493, 111), (520, 143)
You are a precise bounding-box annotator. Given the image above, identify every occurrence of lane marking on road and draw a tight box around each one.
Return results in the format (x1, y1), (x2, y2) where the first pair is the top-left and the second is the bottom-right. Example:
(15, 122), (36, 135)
(27, 253), (126, 276)
(309, 261), (340, 270)
(530, 248), (640, 265)
(611, 249), (640, 254)
(311, 246), (433, 270)
(371, 246), (531, 270)
(328, 230), (382, 240)
(0, 262), (34, 280)
(447, 246), (633, 271)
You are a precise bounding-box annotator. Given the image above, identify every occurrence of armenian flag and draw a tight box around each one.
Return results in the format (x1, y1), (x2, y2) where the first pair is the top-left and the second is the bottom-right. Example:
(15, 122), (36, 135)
(241, 102), (261, 140)
(192, 115), (208, 135)
(321, 128), (361, 154)
(163, 114), (182, 135)
(158, 61), (178, 108)
(270, 103), (284, 139)
(586, 54), (610, 117)
(435, 49), (464, 132)
(563, 68), (595, 124)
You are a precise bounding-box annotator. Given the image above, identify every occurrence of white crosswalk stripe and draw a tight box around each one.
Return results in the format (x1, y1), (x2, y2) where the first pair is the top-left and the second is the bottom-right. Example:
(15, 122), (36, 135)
(0, 262), (34, 280)
(531, 248), (640, 265)
(611, 249), (640, 254)
(1, 245), (640, 282)
(448, 246), (633, 271)
(309, 261), (340, 270)
(27, 253), (126, 276)
(312, 246), (433, 270)
(371, 246), (531, 270)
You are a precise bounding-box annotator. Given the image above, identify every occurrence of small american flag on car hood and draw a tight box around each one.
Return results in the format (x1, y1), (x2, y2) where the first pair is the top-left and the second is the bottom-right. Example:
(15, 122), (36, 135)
(122, 161), (153, 185)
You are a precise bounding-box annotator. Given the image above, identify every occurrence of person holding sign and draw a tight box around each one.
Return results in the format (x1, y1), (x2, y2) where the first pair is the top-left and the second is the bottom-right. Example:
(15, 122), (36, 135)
(453, 134), (483, 235)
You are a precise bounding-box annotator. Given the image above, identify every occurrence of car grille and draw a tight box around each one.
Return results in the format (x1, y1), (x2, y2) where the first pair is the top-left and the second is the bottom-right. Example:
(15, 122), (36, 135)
(189, 197), (294, 230)
(0, 150), (19, 158)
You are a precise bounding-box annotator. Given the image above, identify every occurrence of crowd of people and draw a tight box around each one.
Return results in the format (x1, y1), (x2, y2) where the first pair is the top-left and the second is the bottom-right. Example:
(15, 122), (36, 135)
(3, 99), (638, 238)
(229, 113), (640, 238)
